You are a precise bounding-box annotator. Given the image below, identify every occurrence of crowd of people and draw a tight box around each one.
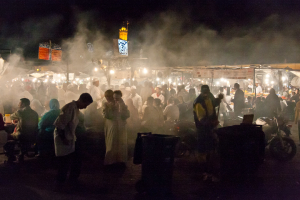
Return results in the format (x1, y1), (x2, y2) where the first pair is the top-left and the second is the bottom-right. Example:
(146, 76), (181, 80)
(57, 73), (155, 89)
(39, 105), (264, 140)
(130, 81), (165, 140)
(2, 77), (300, 189)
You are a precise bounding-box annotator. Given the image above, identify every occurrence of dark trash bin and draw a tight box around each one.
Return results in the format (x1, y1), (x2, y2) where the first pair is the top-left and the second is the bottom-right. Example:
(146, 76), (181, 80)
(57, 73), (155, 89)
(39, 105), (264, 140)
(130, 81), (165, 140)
(135, 134), (179, 196)
(216, 125), (265, 182)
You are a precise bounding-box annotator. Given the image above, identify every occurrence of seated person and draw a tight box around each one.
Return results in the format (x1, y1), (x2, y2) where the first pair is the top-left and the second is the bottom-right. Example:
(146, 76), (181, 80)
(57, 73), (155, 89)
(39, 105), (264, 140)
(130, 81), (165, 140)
(37, 99), (60, 157)
(5, 98), (39, 162)
(163, 97), (179, 122)
(245, 96), (253, 108)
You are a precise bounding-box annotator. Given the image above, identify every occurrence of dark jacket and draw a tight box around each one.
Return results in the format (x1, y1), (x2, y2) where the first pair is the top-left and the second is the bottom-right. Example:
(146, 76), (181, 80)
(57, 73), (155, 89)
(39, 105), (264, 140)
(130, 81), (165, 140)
(232, 89), (244, 115)
(10, 106), (39, 141)
(265, 93), (281, 117)
(193, 93), (220, 129)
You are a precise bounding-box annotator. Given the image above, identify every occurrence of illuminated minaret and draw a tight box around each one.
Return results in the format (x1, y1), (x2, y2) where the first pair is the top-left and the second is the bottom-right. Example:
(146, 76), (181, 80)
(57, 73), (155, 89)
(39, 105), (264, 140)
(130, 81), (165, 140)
(119, 21), (129, 41)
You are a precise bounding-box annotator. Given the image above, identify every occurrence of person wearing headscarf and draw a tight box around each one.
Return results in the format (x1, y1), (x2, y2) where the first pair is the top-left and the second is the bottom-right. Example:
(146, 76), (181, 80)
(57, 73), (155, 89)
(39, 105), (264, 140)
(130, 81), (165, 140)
(37, 99), (60, 157)
(31, 99), (45, 117)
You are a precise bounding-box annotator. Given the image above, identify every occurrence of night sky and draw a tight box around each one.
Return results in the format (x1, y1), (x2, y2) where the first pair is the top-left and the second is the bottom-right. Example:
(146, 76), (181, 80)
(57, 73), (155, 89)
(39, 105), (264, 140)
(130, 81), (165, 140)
(1, 0), (300, 64)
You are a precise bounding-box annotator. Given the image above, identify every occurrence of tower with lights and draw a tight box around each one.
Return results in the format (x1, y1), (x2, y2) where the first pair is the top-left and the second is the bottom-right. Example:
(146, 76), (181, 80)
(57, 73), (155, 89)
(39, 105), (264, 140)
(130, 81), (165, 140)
(119, 21), (129, 41)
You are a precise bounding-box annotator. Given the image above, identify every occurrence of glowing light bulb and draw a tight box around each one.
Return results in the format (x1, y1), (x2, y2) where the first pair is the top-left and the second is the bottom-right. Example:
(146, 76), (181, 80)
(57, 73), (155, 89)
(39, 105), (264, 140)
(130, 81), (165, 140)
(168, 78), (171, 82)
(156, 78), (159, 81)
(110, 70), (115, 74)
(143, 68), (148, 74)
(94, 68), (98, 72)
(266, 74), (270, 78)
(282, 77), (286, 81)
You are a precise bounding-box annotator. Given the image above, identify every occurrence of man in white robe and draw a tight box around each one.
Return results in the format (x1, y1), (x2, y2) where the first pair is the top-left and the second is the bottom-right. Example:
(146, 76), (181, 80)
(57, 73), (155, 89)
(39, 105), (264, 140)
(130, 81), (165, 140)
(103, 90), (130, 167)
(129, 86), (142, 113)
(89, 78), (104, 109)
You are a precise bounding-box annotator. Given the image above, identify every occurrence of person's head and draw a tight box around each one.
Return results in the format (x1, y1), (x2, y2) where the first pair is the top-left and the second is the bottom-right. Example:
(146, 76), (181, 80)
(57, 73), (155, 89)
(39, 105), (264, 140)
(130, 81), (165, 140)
(105, 90), (114, 102)
(170, 84), (174, 89)
(247, 96), (252, 102)
(124, 87), (131, 95)
(77, 93), (93, 109)
(92, 78), (100, 87)
(131, 86), (137, 96)
(154, 98), (161, 107)
(67, 84), (73, 92)
(178, 96), (184, 103)
(170, 88), (176, 97)
(234, 83), (240, 90)
(19, 98), (30, 109)
(200, 85), (210, 99)
(49, 99), (60, 110)
(162, 84), (168, 90)
(124, 82), (130, 87)
(156, 85), (162, 94)
(113, 90), (123, 101)
(168, 97), (175, 105)
(270, 88), (276, 95)
(147, 96), (154, 106)
(189, 88), (196, 95)
(292, 91), (296, 96)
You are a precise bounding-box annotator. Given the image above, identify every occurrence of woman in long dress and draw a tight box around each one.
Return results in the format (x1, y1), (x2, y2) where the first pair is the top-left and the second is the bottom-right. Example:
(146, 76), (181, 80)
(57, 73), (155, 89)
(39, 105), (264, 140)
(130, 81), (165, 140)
(103, 90), (130, 166)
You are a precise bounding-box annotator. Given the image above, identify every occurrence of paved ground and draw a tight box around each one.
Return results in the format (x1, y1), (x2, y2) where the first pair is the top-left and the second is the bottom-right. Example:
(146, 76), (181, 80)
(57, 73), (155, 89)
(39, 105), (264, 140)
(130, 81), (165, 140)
(0, 124), (300, 200)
